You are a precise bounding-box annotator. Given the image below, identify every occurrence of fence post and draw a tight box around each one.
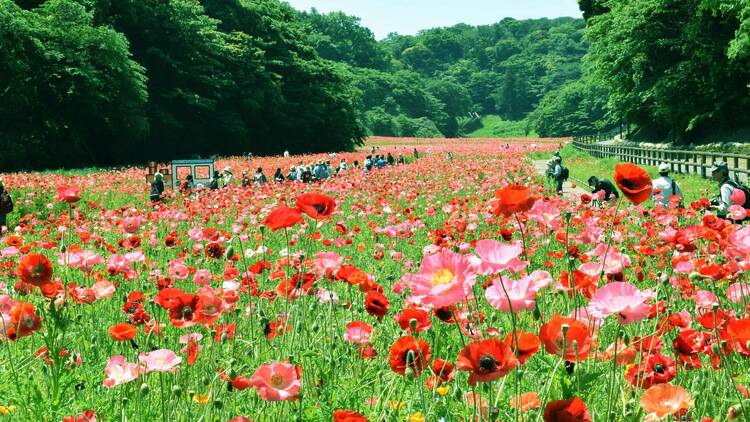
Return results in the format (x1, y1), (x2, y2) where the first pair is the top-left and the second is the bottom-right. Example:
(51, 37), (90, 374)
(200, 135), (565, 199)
(700, 154), (706, 178)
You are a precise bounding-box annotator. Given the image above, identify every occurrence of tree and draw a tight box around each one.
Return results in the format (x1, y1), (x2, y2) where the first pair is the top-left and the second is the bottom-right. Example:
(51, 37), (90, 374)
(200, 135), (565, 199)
(0, 0), (147, 170)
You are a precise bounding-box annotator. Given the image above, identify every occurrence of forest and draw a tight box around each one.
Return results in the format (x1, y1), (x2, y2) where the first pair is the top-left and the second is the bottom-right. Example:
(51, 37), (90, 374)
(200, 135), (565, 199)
(2, 0), (749, 169)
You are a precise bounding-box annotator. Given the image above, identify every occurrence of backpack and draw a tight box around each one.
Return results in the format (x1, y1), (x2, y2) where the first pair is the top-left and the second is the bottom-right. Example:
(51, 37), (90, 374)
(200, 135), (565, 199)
(0, 192), (12, 214)
(725, 180), (750, 208)
(560, 166), (569, 181)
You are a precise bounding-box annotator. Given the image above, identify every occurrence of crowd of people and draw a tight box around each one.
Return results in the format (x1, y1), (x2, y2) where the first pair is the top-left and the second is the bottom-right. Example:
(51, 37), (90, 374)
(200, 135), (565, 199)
(145, 148), (421, 203)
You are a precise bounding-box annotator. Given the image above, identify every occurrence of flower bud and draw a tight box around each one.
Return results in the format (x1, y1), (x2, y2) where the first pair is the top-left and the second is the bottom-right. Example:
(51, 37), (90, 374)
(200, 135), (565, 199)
(140, 383), (150, 396)
(172, 384), (182, 397)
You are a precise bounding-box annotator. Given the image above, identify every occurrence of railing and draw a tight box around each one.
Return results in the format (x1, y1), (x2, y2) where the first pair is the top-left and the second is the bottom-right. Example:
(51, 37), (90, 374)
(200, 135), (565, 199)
(571, 141), (750, 183)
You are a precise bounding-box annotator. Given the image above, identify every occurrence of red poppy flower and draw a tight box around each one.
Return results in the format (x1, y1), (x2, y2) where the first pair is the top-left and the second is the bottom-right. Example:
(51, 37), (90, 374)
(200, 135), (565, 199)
(539, 315), (592, 362)
(389, 335), (431, 376)
(364, 290), (389, 319)
(492, 185), (535, 217)
(614, 163), (652, 205)
(187, 337), (199, 365)
(264, 207), (304, 231)
(396, 307), (431, 333)
(624, 353), (676, 389)
(296, 193), (336, 219)
(543, 397), (591, 422)
(432, 358), (455, 382)
(333, 410), (368, 422)
(108, 323), (137, 341)
(726, 318), (750, 355)
(8, 302), (42, 340)
(456, 338), (518, 385)
(17, 253), (53, 286)
(504, 330), (541, 364)
(62, 410), (96, 422)
(56, 185), (81, 203)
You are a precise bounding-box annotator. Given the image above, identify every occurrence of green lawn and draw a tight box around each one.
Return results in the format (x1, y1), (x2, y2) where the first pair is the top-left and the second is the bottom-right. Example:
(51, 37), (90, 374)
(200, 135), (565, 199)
(531, 144), (717, 204)
(466, 115), (536, 138)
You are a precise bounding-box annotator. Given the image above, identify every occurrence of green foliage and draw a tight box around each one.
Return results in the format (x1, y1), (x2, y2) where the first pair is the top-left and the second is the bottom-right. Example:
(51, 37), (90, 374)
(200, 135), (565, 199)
(1, 0), (364, 170)
(465, 115), (536, 138)
(529, 78), (613, 137)
(583, 0), (750, 143)
(0, 0), (148, 170)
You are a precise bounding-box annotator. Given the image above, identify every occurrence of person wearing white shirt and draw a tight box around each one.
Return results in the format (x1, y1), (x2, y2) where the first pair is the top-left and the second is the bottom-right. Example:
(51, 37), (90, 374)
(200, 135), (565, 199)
(283, 150), (290, 158)
(651, 163), (682, 207)
(710, 160), (735, 216)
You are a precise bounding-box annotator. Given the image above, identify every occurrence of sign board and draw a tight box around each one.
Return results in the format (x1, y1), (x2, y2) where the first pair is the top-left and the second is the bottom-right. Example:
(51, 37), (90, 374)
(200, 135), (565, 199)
(145, 159), (214, 190)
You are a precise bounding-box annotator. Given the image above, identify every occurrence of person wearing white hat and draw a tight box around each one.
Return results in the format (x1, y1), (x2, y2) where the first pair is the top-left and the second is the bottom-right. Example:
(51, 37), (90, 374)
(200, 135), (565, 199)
(710, 160), (738, 216)
(651, 163), (682, 207)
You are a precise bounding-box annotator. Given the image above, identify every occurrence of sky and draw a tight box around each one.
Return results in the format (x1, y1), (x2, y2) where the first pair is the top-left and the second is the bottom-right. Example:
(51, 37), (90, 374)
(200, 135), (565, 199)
(283, 0), (583, 39)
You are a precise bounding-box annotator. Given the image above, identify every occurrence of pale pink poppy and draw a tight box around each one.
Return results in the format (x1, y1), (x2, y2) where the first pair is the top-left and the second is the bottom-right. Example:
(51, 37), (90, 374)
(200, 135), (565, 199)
(193, 269), (212, 286)
(527, 199), (561, 230)
(484, 271), (551, 313)
(473, 239), (528, 275)
(313, 251), (343, 277)
(588, 282), (654, 324)
(168, 259), (189, 280)
(92, 280), (115, 299)
(188, 227), (204, 241)
(250, 362), (302, 401)
(410, 250), (477, 308)
(727, 283), (750, 303)
(102, 355), (140, 387)
(343, 321), (373, 344)
(729, 205), (747, 221)
(138, 349), (182, 373)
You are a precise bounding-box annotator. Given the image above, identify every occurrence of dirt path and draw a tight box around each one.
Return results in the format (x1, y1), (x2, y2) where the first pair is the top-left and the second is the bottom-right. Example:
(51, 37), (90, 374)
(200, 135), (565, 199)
(532, 160), (589, 200)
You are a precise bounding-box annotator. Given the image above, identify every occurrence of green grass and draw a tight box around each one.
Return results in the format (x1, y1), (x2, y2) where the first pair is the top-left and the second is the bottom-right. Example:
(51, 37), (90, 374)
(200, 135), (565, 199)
(466, 115), (537, 138)
(531, 144), (716, 203)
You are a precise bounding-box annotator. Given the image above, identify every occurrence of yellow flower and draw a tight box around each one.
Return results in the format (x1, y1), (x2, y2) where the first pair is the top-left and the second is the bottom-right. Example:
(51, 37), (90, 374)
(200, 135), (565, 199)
(193, 393), (210, 405)
(0, 406), (16, 416)
(409, 412), (425, 422)
(436, 385), (450, 396)
(388, 400), (406, 410)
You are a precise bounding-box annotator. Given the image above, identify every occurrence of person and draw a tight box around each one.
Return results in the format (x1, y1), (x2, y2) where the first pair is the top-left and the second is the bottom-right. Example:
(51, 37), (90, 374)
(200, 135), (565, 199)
(376, 155), (386, 169)
(352, 160), (360, 169)
(371, 146), (376, 154)
(284, 150), (290, 158)
(710, 161), (735, 217)
(337, 159), (348, 174)
(588, 176), (619, 202)
(254, 167), (267, 184)
(274, 168), (285, 183)
(0, 179), (13, 230)
(301, 166), (313, 183)
(397, 154), (405, 165)
(387, 153), (395, 166)
(413, 148), (419, 159)
(652, 163), (682, 207)
(180, 174), (195, 195)
(446, 151), (453, 161)
(551, 157), (564, 195)
(150, 172), (165, 202)
(241, 170), (252, 187)
(364, 156), (373, 172)
(222, 166), (233, 186)
(209, 171), (222, 190)
(287, 166), (298, 181)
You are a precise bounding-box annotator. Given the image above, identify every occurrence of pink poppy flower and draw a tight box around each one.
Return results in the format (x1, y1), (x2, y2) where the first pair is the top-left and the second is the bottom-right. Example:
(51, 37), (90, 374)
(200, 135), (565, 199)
(250, 362), (302, 401)
(91, 280), (115, 299)
(527, 199), (562, 230)
(727, 283), (750, 303)
(410, 250), (477, 308)
(193, 269), (212, 286)
(122, 217), (143, 234)
(588, 282), (654, 324)
(314, 251), (343, 277)
(343, 321), (373, 344)
(168, 259), (189, 280)
(485, 270), (551, 312)
(473, 240), (528, 275)
(138, 349), (182, 373)
(102, 355), (140, 387)
(56, 185), (81, 203)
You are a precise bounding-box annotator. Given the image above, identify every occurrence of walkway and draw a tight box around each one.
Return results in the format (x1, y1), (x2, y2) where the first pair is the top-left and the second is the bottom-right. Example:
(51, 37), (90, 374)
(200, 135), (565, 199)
(532, 160), (589, 200)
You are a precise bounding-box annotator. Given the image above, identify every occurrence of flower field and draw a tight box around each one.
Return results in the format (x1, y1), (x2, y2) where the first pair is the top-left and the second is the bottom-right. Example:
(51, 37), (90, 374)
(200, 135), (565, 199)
(1, 138), (750, 421)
